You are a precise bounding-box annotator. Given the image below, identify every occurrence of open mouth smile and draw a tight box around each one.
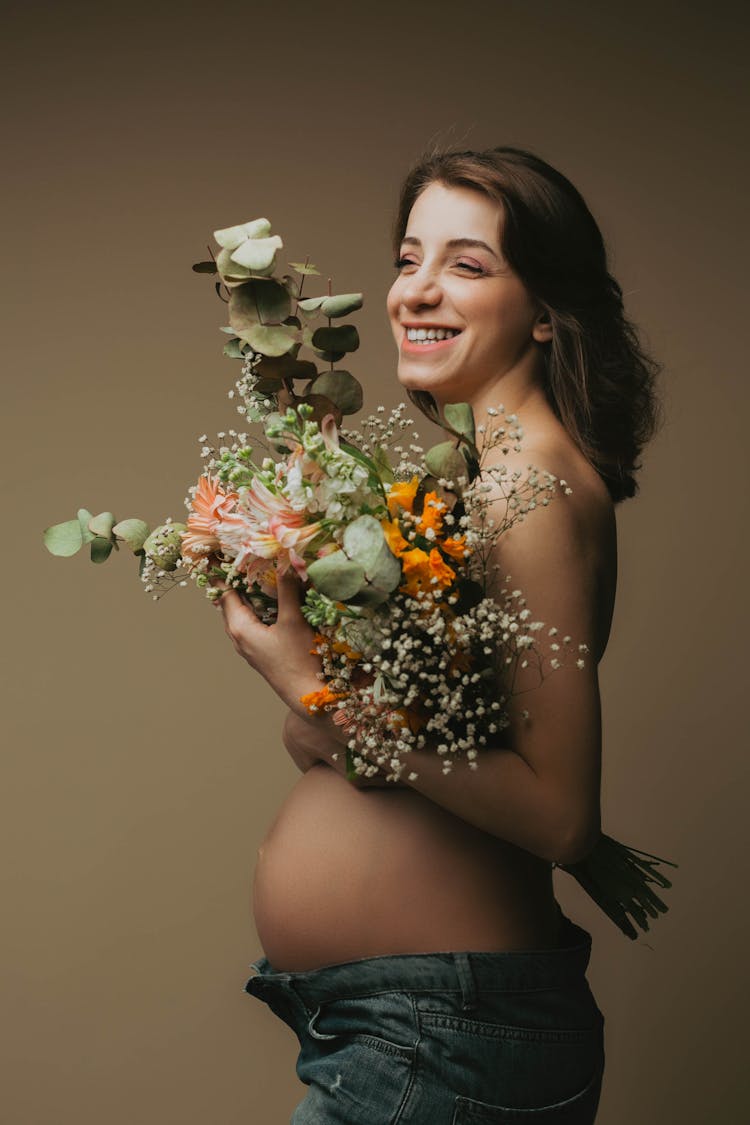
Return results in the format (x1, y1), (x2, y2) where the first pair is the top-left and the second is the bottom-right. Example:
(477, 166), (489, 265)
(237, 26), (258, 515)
(401, 326), (463, 354)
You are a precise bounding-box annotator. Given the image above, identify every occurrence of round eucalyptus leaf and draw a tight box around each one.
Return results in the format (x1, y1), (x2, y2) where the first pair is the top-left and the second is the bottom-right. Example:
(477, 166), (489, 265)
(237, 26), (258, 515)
(312, 349), (346, 364)
(90, 536), (114, 564)
(215, 247), (255, 286)
(88, 511), (115, 539)
(229, 279), (291, 332)
(297, 296), (328, 313)
(112, 518), (150, 552)
(230, 234), (283, 272)
(347, 585), (391, 608)
(342, 515), (386, 572)
(442, 402), (476, 443)
(309, 370), (363, 415)
(424, 441), (469, 485)
(255, 353), (319, 383)
(213, 218), (271, 249)
(238, 323), (297, 357)
(191, 260), (217, 274)
(223, 338), (244, 359)
(307, 551), (365, 600)
(43, 519), (83, 557)
(77, 508), (96, 544)
(320, 292), (363, 318)
(365, 541), (402, 589)
(311, 324), (360, 353)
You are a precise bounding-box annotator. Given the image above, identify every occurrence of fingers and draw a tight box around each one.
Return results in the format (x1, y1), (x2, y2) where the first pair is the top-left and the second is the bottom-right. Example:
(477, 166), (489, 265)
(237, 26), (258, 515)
(275, 567), (306, 625)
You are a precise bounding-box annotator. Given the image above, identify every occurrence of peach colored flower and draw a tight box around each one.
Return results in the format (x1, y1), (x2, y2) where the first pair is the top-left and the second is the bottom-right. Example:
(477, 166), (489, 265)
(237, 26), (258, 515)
(181, 475), (239, 564)
(217, 476), (325, 581)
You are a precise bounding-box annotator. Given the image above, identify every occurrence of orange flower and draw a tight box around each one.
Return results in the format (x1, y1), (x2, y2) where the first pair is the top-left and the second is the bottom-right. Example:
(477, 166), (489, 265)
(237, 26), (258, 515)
(399, 547), (456, 597)
(440, 535), (470, 560)
(300, 685), (349, 713)
(415, 491), (445, 538)
(386, 476), (420, 517)
(381, 516), (409, 556)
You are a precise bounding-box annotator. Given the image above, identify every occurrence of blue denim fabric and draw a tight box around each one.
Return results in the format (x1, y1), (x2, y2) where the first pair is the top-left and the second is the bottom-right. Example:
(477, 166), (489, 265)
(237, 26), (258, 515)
(244, 909), (605, 1123)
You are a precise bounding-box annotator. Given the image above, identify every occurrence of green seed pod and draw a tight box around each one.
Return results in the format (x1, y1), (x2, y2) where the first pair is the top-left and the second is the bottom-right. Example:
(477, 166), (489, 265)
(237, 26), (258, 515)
(143, 523), (187, 572)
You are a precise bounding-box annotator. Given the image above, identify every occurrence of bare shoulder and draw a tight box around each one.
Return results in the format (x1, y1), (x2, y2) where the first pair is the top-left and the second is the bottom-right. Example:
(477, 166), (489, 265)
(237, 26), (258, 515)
(480, 429), (617, 665)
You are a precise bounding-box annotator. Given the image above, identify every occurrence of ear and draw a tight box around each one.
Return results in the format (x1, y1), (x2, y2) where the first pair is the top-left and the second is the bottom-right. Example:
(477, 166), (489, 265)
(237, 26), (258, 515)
(532, 309), (553, 345)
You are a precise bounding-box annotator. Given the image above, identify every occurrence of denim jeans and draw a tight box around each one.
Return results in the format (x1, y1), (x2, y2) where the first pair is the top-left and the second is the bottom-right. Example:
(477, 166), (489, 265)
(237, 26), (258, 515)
(244, 909), (605, 1123)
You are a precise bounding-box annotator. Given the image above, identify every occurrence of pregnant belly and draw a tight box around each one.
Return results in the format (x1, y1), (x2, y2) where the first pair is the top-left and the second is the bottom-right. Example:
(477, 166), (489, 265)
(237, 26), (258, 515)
(252, 762), (561, 972)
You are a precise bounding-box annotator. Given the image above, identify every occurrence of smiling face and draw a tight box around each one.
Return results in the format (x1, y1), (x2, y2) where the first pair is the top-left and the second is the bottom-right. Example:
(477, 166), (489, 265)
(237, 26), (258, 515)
(387, 181), (551, 411)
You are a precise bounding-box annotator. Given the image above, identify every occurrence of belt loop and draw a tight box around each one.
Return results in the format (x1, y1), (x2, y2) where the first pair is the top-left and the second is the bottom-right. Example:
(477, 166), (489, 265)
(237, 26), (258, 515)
(453, 952), (478, 1011)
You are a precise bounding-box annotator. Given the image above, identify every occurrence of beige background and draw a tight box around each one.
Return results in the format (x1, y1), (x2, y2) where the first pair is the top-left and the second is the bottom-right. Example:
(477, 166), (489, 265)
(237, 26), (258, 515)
(3, 0), (747, 1121)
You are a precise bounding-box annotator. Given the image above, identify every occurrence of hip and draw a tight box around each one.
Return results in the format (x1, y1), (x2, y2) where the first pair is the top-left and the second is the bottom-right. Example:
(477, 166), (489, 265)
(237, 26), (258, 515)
(244, 909), (606, 1123)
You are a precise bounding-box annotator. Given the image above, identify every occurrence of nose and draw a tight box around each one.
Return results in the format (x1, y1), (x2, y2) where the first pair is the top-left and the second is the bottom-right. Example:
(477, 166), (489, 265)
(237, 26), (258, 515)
(399, 265), (443, 311)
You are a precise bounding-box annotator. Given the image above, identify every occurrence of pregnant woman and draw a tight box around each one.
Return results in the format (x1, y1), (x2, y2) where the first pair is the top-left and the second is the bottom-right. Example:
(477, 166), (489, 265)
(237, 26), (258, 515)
(209, 146), (663, 1123)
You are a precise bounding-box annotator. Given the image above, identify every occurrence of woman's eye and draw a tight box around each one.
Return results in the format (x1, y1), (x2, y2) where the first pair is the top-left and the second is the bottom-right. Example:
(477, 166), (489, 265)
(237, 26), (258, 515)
(394, 256), (416, 269)
(456, 261), (484, 274)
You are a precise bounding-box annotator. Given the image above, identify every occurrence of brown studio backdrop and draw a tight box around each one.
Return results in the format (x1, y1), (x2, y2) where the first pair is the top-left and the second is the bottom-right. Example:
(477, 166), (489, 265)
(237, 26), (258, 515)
(2, 1), (747, 1122)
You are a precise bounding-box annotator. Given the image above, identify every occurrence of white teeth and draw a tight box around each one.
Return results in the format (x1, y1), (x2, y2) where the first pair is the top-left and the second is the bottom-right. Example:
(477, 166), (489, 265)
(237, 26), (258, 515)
(405, 327), (460, 343)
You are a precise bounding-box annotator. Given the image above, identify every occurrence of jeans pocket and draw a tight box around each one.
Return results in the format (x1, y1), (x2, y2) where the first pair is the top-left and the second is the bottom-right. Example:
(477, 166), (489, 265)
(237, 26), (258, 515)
(306, 994), (417, 1060)
(452, 1056), (604, 1122)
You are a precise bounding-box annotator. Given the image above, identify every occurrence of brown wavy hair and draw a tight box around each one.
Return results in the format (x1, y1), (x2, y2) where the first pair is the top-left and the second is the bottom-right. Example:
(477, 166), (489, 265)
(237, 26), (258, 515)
(392, 145), (665, 504)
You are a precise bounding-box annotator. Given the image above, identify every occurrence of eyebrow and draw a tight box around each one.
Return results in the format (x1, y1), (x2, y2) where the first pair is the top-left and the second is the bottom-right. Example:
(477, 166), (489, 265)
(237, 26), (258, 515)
(400, 235), (500, 260)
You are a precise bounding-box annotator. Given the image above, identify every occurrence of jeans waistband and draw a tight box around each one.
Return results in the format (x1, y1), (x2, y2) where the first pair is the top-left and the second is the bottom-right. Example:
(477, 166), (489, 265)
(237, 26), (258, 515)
(245, 911), (593, 1011)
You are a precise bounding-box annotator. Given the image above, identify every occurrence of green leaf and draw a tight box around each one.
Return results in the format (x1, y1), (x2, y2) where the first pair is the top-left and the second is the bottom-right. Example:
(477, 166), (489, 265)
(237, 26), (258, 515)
(309, 370), (363, 415)
(88, 511), (115, 539)
(191, 260), (217, 274)
(312, 349), (346, 364)
(338, 440), (388, 500)
(214, 218), (271, 250)
(215, 247), (255, 285)
(77, 508), (96, 544)
(320, 293), (363, 318)
(223, 338), (244, 359)
(311, 324), (360, 354)
(230, 234), (283, 272)
(43, 519), (83, 557)
(228, 279), (292, 332)
(255, 354), (318, 382)
(288, 262), (320, 276)
(307, 550), (365, 599)
(372, 444), (395, 485)
(424, 441), (470, 485)
(297, 296), (328, 313)
(342, 515), (385, 572)
(237, 323), (298, 357)
(112, 518), (150, 552)
(90, 536), (114, 563)
(442, 402), (476, 444)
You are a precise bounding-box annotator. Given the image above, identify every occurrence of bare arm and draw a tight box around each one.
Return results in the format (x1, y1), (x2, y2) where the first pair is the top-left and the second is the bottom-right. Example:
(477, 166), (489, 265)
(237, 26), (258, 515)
(282, 709), (410, 789)
(298, 460), (604, 864)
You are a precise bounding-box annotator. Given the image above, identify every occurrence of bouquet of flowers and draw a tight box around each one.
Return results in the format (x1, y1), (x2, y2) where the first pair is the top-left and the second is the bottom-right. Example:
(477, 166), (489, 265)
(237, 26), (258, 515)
(43, 217), (677, 940)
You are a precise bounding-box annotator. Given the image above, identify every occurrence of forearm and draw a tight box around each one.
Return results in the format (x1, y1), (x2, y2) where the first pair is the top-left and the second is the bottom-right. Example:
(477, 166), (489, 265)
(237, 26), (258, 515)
(307, 709), (583, 863)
